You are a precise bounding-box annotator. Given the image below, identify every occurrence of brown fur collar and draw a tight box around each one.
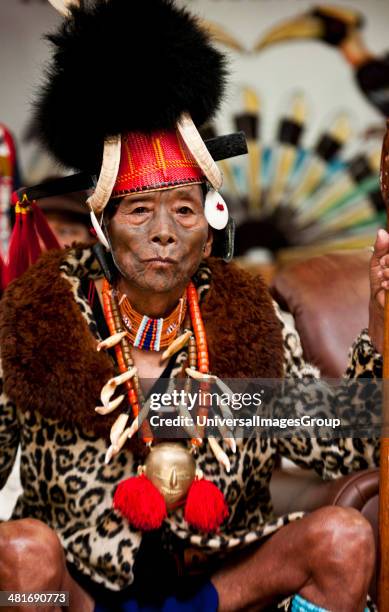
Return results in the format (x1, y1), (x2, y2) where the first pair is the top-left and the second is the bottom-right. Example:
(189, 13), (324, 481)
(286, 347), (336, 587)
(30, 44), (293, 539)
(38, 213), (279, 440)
(0, 249), (283, 437)
(201, 259), (284, 379)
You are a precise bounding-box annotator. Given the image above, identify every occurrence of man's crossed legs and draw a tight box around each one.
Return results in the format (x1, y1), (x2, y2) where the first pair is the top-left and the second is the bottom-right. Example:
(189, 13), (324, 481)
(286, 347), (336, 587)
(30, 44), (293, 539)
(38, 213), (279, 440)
(0, 506), (374, 612)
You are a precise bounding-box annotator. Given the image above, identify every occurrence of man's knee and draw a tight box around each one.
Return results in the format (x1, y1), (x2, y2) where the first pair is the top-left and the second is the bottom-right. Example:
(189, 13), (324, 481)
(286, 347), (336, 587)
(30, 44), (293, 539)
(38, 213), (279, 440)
(304, 506), (375, 578)
(0, 519), (64, 588)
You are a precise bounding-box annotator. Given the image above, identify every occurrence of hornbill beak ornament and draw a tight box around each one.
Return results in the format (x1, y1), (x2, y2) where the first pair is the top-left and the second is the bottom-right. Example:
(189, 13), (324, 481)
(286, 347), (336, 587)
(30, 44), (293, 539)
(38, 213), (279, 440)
(253, 5), (364, 51)
(254, 5), (389, 118)
(200, 19), (245, 53)
(254, 14), (323, 51)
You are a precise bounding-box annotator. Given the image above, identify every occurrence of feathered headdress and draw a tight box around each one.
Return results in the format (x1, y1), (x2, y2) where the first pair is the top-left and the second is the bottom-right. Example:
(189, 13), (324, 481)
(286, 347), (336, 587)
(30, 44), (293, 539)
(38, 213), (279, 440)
(7, 0), (247, 288)
(34, 0), (235, 242)
(6, 0), (246, 285)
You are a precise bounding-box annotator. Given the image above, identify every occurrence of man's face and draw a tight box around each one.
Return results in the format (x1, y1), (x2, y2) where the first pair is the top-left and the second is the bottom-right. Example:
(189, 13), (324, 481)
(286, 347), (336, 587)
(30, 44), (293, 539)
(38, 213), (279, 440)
(105, 184), (213, 293)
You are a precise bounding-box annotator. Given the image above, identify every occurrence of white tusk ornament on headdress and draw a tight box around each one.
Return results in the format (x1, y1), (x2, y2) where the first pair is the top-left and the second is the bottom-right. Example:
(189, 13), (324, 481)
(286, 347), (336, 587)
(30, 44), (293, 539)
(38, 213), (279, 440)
(87, 135), (122, 250)
(87, 135), (122, 216)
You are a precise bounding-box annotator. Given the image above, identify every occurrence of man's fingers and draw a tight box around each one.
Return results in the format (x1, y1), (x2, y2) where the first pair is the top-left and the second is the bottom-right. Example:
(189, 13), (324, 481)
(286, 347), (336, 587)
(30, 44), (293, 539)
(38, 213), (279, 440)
(380, 254), (389, 267)
(378, 268), (389, 280)
(373, 228), (389, 259)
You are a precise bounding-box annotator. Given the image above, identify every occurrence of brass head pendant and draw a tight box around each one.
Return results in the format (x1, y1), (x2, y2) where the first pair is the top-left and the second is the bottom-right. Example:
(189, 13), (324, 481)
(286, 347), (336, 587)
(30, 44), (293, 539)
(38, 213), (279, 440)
(139, 443), (197, 509)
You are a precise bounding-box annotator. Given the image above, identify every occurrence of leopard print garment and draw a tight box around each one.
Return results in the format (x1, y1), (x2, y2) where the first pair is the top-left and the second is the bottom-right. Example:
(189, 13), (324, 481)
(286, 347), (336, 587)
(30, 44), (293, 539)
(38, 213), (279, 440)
(0, 248), (382, 610)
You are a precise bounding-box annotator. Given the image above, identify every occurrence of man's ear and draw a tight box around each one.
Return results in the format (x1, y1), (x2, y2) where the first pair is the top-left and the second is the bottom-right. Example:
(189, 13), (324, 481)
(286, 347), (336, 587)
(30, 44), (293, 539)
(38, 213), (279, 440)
(203, 227), (213, 258)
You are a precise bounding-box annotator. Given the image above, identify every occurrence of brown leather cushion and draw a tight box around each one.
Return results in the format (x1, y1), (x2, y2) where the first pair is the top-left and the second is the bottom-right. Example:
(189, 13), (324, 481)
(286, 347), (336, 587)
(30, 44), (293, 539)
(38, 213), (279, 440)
(270, 468), (378, 515)
(270, 249), (371, 377)
(270, 468), (379, 602)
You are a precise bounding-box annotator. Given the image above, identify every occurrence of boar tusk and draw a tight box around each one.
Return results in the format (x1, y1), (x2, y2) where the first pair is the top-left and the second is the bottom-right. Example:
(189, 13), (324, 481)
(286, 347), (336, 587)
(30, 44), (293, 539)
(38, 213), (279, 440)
(100, 367), (137, 407)
(185, 368), (216, 382)
(162, 330), (192, 360)
(97, 331), (128, 352)
(95, 394), (125, 415)
(110, 413), (129, 446)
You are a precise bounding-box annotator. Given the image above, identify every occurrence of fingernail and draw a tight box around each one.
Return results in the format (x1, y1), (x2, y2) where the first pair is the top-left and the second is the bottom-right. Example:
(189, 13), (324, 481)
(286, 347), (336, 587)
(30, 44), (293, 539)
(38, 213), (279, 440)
(378, 270), (383, 278)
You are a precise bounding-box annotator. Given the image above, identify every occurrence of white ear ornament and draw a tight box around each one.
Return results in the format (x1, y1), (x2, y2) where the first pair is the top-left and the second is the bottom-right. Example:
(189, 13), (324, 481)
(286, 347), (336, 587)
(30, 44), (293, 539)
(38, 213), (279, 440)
(204, 189), (229, 230)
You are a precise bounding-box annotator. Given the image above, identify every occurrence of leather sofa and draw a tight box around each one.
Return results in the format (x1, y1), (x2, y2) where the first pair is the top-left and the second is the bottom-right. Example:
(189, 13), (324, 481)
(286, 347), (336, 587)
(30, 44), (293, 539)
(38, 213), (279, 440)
(269, 248), (379, 602)
(270, 249), (370, 378)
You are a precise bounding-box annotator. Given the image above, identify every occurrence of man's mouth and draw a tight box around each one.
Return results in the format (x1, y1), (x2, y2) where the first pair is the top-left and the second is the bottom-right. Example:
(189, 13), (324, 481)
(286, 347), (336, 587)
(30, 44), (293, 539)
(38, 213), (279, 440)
(142, 257), (177, 265)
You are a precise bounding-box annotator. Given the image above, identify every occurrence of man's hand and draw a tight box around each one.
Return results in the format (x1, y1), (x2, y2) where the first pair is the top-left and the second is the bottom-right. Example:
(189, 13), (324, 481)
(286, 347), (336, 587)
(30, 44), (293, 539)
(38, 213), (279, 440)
(369, 228), (389, 353)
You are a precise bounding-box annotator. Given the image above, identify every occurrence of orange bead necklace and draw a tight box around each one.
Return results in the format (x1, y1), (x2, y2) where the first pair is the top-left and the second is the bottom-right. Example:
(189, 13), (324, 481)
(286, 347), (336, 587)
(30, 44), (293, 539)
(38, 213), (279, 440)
(117, 288), (187, 351)
(101, 279), (209, 449)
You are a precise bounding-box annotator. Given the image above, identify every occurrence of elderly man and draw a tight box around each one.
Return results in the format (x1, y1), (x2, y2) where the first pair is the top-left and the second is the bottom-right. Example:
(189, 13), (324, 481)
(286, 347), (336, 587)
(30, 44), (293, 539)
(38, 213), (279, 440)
(0, 1), (387, 611)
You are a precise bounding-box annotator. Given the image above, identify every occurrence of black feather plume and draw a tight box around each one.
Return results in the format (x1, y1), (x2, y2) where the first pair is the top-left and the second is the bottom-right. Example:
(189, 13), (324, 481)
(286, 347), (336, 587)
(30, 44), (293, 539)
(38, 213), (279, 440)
(34, 0), (227, 172)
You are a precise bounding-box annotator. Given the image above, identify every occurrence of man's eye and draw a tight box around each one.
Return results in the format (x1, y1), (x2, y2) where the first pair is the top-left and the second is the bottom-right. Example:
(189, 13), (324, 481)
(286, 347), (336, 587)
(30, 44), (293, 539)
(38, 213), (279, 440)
(177, 206), (193, 215)
(131, 206), (149, 214)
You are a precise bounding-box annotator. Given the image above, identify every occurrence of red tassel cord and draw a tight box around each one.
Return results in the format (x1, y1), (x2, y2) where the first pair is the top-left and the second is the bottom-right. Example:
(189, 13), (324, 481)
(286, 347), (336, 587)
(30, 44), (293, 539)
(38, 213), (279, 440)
(4, 200), (29, 286)
(25, 207), (42, 264)
(4, 195), (60, 287)
(113, 474), (166, 531)
(87, 279), (96, 308)
(185, 477), (229, 532)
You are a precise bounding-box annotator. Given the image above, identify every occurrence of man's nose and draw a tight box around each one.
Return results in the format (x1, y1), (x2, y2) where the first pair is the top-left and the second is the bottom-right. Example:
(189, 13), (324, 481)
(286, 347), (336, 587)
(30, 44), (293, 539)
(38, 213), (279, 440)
(150, 207), (177, 246)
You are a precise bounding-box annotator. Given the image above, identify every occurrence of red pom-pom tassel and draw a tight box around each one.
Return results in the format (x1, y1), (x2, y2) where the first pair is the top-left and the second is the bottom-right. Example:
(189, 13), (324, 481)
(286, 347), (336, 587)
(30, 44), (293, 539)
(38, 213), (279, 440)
(184, 478), (229, 532)
(113, 475), (167, 531)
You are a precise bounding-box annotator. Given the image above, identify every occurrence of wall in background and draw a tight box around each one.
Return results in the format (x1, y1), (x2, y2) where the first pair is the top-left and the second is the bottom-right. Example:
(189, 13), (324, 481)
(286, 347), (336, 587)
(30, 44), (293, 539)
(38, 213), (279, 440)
(0, 0), (388, 175)
(0, 1), (59, 177)
(181, 0), (388, 145)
